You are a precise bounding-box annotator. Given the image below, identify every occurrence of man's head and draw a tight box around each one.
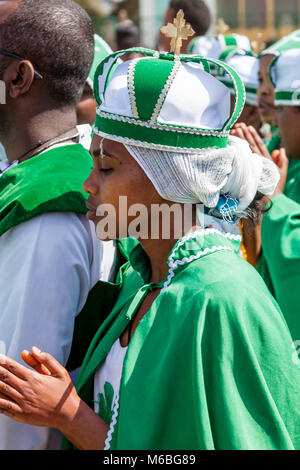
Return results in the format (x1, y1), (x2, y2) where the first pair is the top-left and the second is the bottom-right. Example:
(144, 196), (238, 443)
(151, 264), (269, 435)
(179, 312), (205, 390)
(0, 0), (94, 111)
(160, 0), (211, 53)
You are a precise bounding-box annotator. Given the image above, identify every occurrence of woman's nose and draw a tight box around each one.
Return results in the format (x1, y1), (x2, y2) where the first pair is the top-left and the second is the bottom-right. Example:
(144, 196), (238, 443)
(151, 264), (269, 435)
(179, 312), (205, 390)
(83, 169), (99, 196)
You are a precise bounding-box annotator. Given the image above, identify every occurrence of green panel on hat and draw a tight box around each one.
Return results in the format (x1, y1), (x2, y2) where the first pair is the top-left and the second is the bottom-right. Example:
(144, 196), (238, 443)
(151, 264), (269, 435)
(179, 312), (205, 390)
(94, 112), (228, 150)
(93, 48), (245, 152)
(224, 36), (237, 47)
(87, 34), (113, 90)
(133, 58), (175, 121)
(260, 29), (300, 57)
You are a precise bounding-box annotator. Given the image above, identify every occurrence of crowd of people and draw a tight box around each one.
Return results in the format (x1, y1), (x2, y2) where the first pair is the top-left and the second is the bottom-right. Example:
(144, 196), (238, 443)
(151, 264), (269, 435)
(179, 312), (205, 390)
(0, 0), (299, 451)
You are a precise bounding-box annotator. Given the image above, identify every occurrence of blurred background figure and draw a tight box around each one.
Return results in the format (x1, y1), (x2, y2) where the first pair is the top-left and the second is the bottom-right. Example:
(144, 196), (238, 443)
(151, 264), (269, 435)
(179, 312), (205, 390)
(189, 33), (252, 57)
(115, 8), (141, 60)
(158, 0), (211, 52)
(76, 34), (113, 149)
(216, 47), (261, 131)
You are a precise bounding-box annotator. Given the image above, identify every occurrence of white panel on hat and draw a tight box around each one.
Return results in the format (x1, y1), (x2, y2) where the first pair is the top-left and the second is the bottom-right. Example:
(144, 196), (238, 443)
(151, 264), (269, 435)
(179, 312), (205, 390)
(191, 36), (222, 59)
(227, 55), (259, 88)
(158, 62), (231, 130)
(274, 48), (300, 91)
(100, 61), (133, 118)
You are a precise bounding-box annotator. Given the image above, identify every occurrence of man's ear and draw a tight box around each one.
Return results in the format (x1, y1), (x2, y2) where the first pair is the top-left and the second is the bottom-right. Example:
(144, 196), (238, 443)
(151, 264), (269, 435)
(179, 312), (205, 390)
(3, 60), (35, 99)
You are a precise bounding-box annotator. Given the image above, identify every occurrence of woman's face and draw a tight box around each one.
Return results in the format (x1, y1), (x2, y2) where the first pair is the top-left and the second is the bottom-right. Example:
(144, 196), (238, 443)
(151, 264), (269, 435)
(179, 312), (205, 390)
(83, 135), (163, 240)
(257, 54), (277, 124)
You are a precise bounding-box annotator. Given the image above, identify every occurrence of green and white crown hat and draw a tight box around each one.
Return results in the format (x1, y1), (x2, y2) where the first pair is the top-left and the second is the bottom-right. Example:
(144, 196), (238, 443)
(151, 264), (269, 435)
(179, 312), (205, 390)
(188, 34), (252, 59)
(217, 47), (259, 106)
(93, 47), (246, 153)
(260, 29), (300, 57)
(86, 34), (113, 90)
(269, 48), (300, 106)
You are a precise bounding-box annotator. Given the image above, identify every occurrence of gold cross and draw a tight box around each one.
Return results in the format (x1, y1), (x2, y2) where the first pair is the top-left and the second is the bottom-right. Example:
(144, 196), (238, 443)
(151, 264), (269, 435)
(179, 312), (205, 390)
(160, 9), (195, 55)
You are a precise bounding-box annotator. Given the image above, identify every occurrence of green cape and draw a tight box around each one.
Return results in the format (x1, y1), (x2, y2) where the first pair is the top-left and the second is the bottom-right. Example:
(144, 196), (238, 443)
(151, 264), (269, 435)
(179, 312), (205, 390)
(257, 158), (300, 340)
(63, 230), (300, 450)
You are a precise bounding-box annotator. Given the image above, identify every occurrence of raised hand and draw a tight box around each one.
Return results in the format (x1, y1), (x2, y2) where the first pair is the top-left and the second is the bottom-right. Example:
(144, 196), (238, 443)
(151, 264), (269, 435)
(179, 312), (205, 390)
(0, 348), (80, 430)
(270, 148), (289, 197)
(231, 123), (271, 159)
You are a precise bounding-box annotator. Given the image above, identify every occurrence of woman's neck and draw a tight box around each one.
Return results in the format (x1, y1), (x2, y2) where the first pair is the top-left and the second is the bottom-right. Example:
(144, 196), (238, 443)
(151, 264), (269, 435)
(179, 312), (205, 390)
(139, 223), (202, 284)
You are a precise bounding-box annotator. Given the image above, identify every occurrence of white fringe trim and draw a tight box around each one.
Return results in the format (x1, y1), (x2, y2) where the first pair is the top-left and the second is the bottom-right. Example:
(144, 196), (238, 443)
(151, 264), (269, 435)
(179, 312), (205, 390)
(96, 109), (229, 137)
(161, 228), (241, 291)
(93, 129), (226, 154)
(104, 395), (120, 450)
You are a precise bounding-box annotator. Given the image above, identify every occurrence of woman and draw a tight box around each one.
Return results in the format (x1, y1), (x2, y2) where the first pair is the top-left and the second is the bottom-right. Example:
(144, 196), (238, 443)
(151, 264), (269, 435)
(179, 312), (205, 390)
(0, 48), (299, 450)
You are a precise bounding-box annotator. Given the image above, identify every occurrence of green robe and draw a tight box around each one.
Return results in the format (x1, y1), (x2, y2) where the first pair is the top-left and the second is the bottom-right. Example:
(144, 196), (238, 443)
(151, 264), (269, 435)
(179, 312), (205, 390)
(257, 159), (300, 340)
(0, 144), (92, 236)
(63, 229), (300, 450)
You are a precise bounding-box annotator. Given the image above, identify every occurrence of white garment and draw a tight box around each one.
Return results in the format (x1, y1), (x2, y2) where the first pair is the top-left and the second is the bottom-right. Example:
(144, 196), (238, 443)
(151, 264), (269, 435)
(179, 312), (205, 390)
(0, 212), (115, 450)
(0, 143), (7, 162)
(77, 124), (92, 151)
(93, 338), (128, 424)
(125, 136), (279, 213)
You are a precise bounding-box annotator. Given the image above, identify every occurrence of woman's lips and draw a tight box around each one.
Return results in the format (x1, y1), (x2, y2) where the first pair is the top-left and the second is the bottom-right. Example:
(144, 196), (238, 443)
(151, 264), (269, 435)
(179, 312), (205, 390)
(86, 201), (98, 221)
(258, 101), (275, 112)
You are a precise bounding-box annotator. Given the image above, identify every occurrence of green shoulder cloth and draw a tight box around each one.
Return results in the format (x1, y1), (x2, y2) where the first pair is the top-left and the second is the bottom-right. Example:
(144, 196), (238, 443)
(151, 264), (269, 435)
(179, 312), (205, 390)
(0, 144), (92, 237)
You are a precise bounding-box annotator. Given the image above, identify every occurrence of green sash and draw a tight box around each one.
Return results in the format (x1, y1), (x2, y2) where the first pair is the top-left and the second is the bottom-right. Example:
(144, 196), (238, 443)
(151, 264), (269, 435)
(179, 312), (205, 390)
(0, 144), (92, 236)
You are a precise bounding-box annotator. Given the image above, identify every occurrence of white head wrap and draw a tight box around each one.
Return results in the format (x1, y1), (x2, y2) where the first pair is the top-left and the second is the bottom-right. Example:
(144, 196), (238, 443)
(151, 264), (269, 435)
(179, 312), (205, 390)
(125, 135), (279, 213)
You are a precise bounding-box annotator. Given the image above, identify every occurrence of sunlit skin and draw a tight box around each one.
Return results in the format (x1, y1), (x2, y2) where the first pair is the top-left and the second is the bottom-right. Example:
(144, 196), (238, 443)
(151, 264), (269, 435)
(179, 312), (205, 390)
(257, 54), (277, 124)
(273, 106), (300, 160)
(76, 83), (97, 125)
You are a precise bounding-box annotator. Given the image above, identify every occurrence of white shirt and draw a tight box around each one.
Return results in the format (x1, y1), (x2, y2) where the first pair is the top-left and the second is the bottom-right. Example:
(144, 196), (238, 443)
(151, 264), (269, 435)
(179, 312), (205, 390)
(0, 212), (108, 449)
(93, 338), (128, 426)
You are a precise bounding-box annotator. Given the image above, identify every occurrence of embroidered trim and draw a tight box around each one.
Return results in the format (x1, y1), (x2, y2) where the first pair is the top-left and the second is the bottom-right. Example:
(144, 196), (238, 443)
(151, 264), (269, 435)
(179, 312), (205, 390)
(162, 245), (233, 291)
(96, 109), (229, 137)
(128, 58), (143, 119)
(161, 228), (241, 291)
(150, 59), (181, 124)
(104, 395), (120, 450)
(93, 129), (226, 153)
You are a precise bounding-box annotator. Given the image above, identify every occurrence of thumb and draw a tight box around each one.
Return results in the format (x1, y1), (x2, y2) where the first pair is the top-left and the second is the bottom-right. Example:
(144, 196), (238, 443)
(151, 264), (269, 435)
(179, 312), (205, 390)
(272, 148), (288, 169)
(31, 347), (66, 377)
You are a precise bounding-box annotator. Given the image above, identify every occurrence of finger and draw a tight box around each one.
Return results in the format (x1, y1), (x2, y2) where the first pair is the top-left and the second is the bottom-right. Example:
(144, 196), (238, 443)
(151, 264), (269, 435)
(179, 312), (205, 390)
(0, 378), (23, 403)
(279, 147), (289, 165)
(248, 126), (271, 158)
(31, 347), (66, 377)
(0, 366), (25, 394)
(234, 127), (247, 140)
(0, 354), (31, 380)
(0, 397), (23, 417)
(21, 351), (51, 376)
(239, 126), (260, 153)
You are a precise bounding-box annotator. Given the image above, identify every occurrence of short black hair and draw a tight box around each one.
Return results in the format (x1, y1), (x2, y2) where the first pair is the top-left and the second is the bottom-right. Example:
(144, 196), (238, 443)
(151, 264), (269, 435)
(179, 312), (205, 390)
(116, 24), (139, 50)
(169, 0), (211, 36)
(0, 0), (94, 106)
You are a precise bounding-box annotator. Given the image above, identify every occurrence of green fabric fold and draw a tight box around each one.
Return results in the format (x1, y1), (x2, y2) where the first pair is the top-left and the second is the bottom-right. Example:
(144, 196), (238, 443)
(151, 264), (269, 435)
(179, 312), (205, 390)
(0, 144), (92, 236)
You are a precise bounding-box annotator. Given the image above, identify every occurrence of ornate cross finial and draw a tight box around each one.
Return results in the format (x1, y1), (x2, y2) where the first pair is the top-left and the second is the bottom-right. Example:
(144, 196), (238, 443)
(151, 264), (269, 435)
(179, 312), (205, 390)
(251, 33), (266, 55)
(215, 18), (230, 35)
(160, 9), (195, 55)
